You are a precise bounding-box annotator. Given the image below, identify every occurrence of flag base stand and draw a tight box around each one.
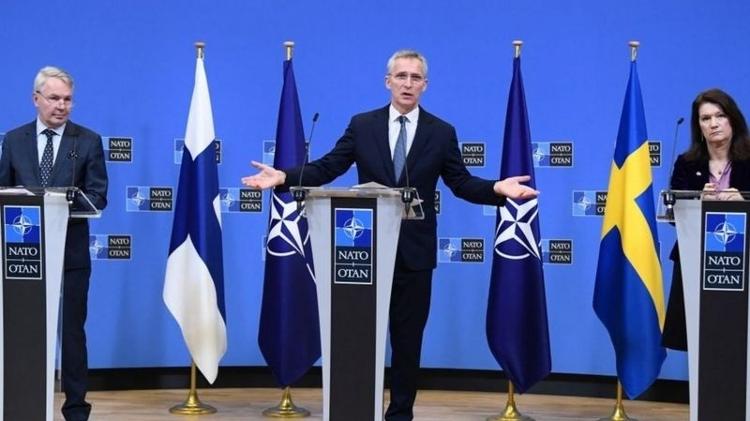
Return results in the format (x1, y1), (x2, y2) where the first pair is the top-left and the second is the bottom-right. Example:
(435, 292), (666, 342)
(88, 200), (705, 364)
(262, 387), (310, 418)
(598, 382), (636, 421)
(487, 381), (534, 421)
(169, 362), (217, 415)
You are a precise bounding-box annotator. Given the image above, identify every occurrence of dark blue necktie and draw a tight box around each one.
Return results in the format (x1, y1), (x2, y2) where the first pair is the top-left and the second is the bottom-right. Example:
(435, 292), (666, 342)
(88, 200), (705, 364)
(40, 129), (56, 187)
(393, 115), (408, 180)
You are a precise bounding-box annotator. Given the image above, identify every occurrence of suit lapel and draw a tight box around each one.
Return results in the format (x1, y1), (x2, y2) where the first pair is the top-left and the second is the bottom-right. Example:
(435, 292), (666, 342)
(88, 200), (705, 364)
(50, 122), (78, 186)
(21, 123), (42, 185)
(372, 107), (396, 185)
(402, 107), (432, 183)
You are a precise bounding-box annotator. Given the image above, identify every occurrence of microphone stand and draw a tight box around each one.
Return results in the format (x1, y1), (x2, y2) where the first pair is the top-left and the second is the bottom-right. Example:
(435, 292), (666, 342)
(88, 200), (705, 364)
(293, 113), (319, 209)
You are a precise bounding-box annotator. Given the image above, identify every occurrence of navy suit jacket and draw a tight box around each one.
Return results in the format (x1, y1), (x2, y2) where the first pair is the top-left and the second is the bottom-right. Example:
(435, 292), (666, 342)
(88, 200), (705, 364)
(283, 106), (504, 270)
(0, 121), (108, 269)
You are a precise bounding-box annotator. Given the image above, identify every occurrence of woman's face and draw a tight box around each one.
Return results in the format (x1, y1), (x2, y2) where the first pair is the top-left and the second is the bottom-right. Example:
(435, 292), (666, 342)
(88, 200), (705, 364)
(699, 102), (733, 145)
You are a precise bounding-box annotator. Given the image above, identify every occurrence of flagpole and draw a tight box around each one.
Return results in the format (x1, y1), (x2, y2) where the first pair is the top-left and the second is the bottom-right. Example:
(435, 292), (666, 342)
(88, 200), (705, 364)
(166, 41), (219, 416)
(486, 38), (535, 421)
(261, 39), (311, 419)
(597, 40), (642, 421)
(169, 360), (217, 415)
(487, 380), (534, 421)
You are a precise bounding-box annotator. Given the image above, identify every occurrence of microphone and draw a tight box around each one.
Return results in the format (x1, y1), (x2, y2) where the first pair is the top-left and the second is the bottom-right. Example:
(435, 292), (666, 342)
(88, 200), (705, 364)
(65, 137), (79, 203)
(400, 125), (414, 215)
(293, 112), (320, 206)
(663, 117), (685, 219)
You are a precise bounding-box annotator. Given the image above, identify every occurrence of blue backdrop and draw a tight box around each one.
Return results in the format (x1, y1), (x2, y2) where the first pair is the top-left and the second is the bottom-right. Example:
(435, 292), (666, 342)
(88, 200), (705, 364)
(3, 0), (750, 383)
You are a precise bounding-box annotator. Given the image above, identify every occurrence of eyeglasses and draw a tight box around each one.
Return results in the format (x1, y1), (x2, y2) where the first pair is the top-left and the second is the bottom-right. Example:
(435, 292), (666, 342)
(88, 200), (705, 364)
(390, 72), (425, 84)
(35, 91), (74, 107)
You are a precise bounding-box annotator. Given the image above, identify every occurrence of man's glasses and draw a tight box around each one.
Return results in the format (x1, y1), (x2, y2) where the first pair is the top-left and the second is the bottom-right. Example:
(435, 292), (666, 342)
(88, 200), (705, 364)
(35, 91), (74, 107)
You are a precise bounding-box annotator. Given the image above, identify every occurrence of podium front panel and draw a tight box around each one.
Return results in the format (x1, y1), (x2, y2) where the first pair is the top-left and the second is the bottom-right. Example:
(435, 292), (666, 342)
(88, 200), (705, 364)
(0, 192), (68, 421)
(698, 201), (749, 420)
(330, 198), (377, 420)
(1, 196), (46, 421)
(305, 189), (402, 421)
(675, 199), (750, 421)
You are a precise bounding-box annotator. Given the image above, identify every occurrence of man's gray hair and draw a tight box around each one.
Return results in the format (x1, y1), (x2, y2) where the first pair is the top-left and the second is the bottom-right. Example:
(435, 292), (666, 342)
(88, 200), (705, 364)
(386, 50), (428, 77)
(33, 66), (74, 92)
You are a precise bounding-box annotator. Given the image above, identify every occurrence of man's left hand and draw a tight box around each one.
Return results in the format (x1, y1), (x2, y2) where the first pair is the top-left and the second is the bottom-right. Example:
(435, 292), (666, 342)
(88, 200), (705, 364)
(493, 175), (539, 199)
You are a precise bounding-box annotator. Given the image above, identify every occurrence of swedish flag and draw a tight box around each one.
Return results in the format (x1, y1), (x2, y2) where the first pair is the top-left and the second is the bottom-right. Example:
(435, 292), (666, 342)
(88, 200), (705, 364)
(593, 60), (666, 399)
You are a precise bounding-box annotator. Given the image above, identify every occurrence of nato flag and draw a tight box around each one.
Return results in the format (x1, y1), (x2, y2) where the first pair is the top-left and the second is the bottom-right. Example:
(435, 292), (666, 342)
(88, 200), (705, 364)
(258, 59), (321, 387)
(486, 55), (551, 393)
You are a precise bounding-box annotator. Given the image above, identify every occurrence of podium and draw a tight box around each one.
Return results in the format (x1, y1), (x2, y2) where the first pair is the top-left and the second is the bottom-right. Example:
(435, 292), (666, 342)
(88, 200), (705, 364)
(0, 187), (99, 421)
(663, 190), (750, 421)
(295, 186), (417, 421)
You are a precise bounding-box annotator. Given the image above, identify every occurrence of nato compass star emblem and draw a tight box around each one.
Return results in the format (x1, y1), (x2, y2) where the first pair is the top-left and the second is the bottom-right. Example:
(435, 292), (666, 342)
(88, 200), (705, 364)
(11, 214), (33, 236)
(89, 237), (104, 256)
(533, 145), (545, 166)
(266, 193), (311, 259)
(343, 217), (365, 240)
(442, 241), (459, 259)
(221, 190), (235, 208)
(576, 195), (591, 213)
(129, 189), (146, 207)
(494, 198), (541, 260)
(713, 221), (738, 245)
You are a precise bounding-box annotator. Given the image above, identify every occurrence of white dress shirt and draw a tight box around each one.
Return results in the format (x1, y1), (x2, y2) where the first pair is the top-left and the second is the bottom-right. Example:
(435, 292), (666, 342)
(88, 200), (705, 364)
(388, 105), (419, 159)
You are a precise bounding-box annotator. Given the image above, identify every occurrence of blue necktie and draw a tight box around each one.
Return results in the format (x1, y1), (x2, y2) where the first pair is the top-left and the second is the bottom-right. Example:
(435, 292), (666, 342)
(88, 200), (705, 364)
(393, 115), (408, 180)
(40, 129), (56, 187)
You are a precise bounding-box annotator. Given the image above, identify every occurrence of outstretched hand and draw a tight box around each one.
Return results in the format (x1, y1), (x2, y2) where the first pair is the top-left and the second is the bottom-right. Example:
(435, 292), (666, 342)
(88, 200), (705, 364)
(493, 175), (539, 200)
(241, 161), (286, 190)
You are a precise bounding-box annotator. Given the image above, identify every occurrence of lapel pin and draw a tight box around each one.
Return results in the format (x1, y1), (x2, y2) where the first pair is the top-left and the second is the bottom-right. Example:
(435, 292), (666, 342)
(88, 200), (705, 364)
(696, 171), (702, 176)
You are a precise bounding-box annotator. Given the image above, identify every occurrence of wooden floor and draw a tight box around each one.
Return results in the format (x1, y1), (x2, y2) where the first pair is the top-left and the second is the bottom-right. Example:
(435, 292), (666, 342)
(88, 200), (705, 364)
(54, 388), (689, 420)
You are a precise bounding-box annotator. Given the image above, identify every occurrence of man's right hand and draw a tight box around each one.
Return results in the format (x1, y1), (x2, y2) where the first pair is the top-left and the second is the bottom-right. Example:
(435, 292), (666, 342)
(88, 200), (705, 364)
(241, 161), (286, 189)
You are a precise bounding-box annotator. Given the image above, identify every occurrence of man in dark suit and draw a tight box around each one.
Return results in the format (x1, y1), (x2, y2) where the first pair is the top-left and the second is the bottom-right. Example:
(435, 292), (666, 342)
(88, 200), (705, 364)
(0, 66), (108, 421)
(243, 50), (536, 420)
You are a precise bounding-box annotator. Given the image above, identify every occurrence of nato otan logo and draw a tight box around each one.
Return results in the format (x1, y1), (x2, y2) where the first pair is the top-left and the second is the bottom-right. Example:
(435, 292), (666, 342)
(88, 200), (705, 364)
(126, 186), (173, 212)
(532, 141), (574, 167)
(3, 205), (43, 280)
(541, 239), (573, 264)
(220, 188), (263, 213)
(89, 234), (132, 260)
(460, 142), (485, 167)
(334, 208), (373, 284)
(572, 190), (607, 216)
(703, 212), (746, 291)
(438, 237), (484, 263)
(648, 140), (661, 167)
(263, 140), (276, 165)
(104, 136), (133, 162)
(174, 138), (222, 164)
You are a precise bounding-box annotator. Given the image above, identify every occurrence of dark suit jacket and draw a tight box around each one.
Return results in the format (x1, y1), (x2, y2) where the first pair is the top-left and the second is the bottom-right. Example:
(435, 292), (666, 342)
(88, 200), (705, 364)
(283, 106), (504, 270)
(0, 121), (108, 269)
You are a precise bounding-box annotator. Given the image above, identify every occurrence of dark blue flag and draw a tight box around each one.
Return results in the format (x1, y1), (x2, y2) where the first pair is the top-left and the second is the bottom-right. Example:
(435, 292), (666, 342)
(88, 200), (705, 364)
(486, 56), (551, 393)
(258, 59), (320, 387)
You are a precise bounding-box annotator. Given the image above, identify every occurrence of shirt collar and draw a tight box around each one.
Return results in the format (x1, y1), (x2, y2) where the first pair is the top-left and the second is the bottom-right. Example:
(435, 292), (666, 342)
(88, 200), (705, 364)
(36, 118), (65, 137)
(389, 104), (420, 123)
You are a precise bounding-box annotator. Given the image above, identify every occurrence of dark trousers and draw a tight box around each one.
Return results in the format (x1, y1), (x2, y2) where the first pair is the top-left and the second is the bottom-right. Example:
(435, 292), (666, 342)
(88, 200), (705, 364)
(61, 267), (92, 421)
(385, 260), (432, 421)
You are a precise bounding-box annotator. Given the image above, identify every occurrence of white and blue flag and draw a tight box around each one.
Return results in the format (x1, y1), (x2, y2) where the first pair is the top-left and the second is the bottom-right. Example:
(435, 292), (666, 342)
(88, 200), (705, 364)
(163, 52), (226, 383)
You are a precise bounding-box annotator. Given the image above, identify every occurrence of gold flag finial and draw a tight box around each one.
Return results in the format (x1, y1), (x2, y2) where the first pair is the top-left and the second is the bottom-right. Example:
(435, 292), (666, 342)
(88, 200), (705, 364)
(195, 42), (205, 59)
(284, 41), (295, 60)
(513, 40), (523, 59)
(629, 40), (640, 62)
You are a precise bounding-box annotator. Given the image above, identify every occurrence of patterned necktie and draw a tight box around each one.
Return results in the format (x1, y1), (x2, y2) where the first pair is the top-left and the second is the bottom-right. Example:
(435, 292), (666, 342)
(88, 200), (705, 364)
(393, 115), (408, 180)
(40, 129), (56, 187)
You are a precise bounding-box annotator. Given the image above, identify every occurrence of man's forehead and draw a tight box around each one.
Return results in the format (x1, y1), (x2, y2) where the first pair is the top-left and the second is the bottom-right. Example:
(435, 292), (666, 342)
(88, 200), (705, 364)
(392, 58), (425, 74)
